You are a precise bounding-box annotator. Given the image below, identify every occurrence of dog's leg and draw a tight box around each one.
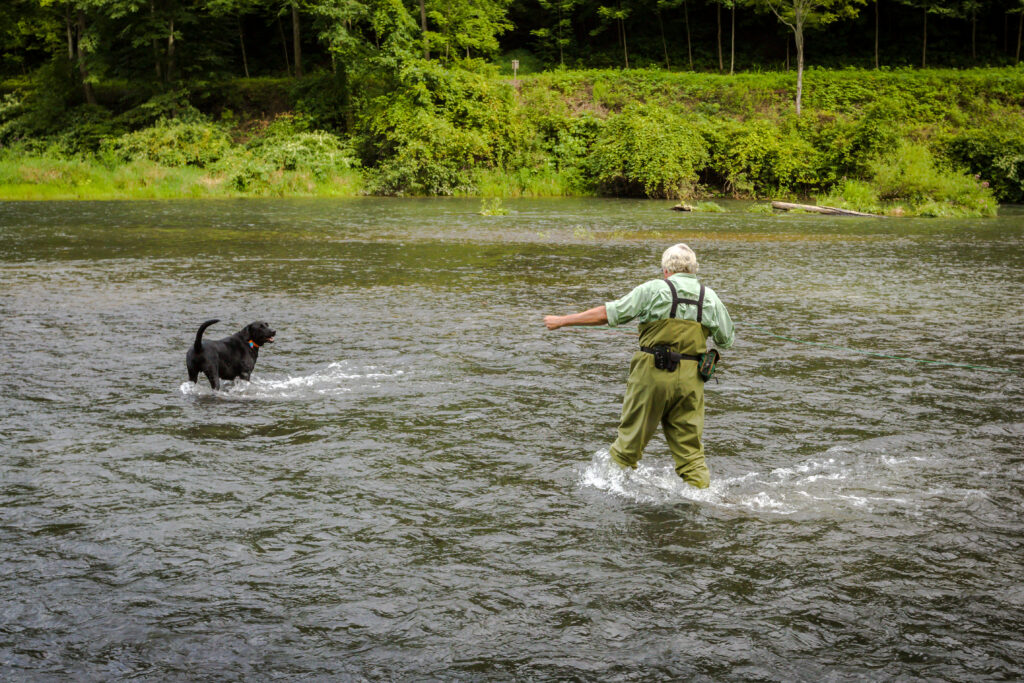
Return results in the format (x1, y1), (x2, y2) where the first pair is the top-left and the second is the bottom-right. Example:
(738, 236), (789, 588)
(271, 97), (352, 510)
(188, 367), (199, 383)
(204, 369), (222, 391)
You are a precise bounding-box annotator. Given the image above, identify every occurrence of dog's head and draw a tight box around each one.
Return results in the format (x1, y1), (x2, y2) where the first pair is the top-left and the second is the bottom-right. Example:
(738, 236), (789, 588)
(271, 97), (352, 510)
(245, 321), (276, 347)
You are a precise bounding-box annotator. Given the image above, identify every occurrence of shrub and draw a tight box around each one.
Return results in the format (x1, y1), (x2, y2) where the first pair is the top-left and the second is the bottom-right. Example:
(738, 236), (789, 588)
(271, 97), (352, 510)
(708, 119), (819, 198)
(101, 118), (231, 167)
(820, 143), (997, 217)
(945, 121), (1024, 204)
(357, 59), (522, 195)
(587, 104), (708, 198)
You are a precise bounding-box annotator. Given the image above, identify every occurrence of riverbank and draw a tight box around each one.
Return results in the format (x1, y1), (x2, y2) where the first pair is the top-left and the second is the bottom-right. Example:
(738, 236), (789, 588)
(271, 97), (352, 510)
(1, 67), (1021, 215)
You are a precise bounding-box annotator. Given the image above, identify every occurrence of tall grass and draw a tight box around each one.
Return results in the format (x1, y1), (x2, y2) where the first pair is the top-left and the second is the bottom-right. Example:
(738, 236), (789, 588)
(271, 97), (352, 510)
(0, 154), (363, 200)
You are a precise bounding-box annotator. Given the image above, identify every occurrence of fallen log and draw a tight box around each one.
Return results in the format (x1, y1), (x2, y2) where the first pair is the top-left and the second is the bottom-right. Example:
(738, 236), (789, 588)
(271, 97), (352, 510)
(771, 201), (883, 217)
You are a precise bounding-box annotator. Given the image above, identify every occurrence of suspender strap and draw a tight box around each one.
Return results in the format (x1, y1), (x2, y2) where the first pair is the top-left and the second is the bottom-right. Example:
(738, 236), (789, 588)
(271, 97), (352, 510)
(665, 278), (705, 323)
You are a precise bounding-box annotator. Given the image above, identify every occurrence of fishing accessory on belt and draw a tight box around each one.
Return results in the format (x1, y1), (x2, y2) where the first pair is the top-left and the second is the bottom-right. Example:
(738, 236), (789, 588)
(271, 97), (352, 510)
(641, 346), (700, 372)
(697, 349), (720, 382)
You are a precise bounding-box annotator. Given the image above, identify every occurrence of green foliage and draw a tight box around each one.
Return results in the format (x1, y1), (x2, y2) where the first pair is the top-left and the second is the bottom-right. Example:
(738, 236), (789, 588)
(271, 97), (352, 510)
(100, 118), (232, 167)
(245, 115), (359, 178)
(820, 142), (998, 216)
(357, 59), (522, 195)
(708, 119), (820, 198)
(587, 104), (709, 198)
(945, 121), (1024, 203)
(290, 71), (351, 133)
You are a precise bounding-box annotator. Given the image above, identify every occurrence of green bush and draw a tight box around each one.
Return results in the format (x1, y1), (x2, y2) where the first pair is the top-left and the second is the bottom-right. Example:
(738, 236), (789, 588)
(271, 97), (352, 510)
(101, 118), (231, 167)
(708, 119), (819, 198)
(820, 143), (997, 217)
(587, 104), (708, 198)
(945, 121), (1024, 204)
(357, 59), (522, 195)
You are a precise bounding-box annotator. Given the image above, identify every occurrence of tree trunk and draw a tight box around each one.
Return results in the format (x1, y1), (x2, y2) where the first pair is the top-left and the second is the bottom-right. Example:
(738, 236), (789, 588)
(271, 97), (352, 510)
(292, 3), (302, 77)
(419, 0), (429, 59)
(795, 28), (804, 115)
(557, 4), (564, 66)
(730, 3), (735, 75)
(166, 17), (175, 81)
(65, 8), (74, 61)
(76, 10), (96, 105)
(1018, 10), (1023, 64)
(658, 10), (670, 69)
(683, 0), (693, 70)
(239, 18), (250, 78)
(971, 8), (976, 61)
(874, 0), (879, 69)
(277, 17), (291, 76)
(717, 3), (723, 72)
(150, 1), (161, 80)
(622, 18), (629, 68)
(921, 6), (927, 69)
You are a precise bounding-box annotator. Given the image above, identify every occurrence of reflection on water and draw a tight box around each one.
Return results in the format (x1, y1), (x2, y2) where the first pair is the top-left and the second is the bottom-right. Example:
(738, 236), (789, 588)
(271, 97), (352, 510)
(1, 198), (1023, 679)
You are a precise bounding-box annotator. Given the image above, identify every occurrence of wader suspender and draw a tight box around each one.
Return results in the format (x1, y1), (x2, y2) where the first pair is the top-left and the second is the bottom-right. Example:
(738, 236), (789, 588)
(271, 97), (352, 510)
(665, 278), (705, 323)
(640, 279), (708, 371)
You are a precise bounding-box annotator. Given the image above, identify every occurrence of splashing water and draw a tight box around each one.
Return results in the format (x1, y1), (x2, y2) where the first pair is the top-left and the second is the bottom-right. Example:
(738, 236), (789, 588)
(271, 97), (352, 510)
(177, 361), (404, 400)
(579, 447), (933, 517)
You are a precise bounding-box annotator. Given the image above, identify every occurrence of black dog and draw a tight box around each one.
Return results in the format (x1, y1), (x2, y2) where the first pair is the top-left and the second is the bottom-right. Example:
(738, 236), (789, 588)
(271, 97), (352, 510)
(186, 319), (276, 390)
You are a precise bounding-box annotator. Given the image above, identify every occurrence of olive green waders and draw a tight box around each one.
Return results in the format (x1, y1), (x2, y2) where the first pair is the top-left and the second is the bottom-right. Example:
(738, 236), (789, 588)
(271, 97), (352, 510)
(608, 318), (711, 488)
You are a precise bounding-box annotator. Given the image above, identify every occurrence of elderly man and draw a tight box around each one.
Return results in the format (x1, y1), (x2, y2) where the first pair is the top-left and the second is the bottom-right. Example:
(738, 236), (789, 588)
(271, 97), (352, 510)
(544, 244), (734, 488)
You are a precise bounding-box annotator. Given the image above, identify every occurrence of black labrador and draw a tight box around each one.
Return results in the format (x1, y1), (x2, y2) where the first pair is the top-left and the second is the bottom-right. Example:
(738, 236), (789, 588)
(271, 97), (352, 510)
(186, 319), (276, 390)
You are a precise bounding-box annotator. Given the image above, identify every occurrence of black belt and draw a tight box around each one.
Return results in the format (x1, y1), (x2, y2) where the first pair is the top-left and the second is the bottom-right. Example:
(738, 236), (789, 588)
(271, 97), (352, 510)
(640, 346), (700, 362)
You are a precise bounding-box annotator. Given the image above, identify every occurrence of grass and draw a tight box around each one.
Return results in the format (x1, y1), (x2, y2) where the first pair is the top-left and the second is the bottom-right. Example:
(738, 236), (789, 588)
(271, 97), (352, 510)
(0, 155), (363, 200)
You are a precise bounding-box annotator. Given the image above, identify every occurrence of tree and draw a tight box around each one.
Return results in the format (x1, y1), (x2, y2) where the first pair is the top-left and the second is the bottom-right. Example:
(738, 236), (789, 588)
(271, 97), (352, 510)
(594, 1), (630, 68)
(751, 0), (866, 115)
(532, 0), (579, 66)
(897, 0), (957, 67)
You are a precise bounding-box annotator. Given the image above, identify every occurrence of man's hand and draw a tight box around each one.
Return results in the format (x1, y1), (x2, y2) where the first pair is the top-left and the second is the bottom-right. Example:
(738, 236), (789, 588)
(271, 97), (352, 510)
(544, 315), (565, 331)
(543, 305), (608, 330)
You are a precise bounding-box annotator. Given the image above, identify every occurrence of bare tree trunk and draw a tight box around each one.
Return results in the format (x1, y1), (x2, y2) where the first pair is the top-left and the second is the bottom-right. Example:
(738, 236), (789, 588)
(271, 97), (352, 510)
(76, 10), (96, 105)
(795, 28), (804, 115)
(167, 17), (175, 81)
(65, 7), (74, 60)
(717, 3), (723, 72)
(292, 3), (302, 77)
(875, 0), (879, 68)
(658, 10), (670, 69)
(1018, 10), (1023, 64)
(971, 8), (976, 61)
(239, 18), (250, 78)
(622, 17), (629, 68)
(683, 0), (693, 70)
(730, 3), (735, 75)
(921, 6), (927, 69)
(277, 17), (291, 76)
(150, 1), (162, 80)
(419, 0), (429, 59)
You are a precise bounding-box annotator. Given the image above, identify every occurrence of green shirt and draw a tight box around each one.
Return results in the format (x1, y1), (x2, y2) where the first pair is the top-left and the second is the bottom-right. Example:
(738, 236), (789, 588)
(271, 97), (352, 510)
(605, 273), (735, 349)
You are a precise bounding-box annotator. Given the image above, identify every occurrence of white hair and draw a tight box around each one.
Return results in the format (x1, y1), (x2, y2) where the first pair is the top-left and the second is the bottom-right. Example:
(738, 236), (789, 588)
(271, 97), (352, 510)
(661, 243), (699, 274)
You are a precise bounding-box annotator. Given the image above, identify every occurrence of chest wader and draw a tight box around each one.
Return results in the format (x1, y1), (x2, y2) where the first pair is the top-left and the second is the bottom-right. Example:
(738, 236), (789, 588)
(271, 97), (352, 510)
(609, 280), (712, 488)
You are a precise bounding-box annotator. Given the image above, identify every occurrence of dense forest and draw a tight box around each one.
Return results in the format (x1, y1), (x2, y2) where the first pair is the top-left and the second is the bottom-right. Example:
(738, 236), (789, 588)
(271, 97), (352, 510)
(1, 0), (1022, 213)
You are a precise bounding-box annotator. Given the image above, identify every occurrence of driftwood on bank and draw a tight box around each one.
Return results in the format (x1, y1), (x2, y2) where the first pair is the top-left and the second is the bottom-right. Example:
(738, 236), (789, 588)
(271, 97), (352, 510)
(771, 201), (883, 217)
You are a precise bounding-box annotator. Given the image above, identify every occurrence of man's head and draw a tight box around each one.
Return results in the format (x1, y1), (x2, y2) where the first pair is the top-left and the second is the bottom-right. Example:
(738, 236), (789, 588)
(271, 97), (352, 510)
(661, 243), (699, 276)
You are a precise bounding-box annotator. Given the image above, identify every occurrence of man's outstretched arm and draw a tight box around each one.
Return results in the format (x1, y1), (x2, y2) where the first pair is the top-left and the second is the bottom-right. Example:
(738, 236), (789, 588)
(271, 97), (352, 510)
(544, 305), (608, 330)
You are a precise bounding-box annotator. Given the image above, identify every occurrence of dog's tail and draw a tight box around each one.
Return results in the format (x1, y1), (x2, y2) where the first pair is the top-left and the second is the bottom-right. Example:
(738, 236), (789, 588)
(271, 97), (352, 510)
(194, 319), (220, 353)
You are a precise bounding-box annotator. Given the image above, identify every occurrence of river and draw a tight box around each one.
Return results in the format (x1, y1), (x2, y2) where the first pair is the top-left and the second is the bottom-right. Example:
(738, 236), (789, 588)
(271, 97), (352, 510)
(2, 198), (1023, 680)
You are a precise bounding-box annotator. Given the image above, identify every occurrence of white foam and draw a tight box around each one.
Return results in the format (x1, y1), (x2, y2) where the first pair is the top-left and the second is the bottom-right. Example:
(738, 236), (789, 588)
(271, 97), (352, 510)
(178, 361), (404, 400)
(578, 448), (921, 516)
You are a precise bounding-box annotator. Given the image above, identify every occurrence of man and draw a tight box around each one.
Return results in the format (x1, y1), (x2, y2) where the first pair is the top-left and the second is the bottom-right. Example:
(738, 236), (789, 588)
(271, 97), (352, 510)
(544, 244), (734, 488)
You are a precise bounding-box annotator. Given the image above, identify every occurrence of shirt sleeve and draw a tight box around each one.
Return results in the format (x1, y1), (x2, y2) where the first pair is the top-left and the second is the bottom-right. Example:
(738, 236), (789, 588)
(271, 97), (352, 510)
(604, 281), (655, 328)
(710, 298), (735, 349)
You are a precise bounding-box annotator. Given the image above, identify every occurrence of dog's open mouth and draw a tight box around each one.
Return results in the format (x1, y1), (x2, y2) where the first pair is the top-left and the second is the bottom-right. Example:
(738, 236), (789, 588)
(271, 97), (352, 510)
(266, 336), (275, 343)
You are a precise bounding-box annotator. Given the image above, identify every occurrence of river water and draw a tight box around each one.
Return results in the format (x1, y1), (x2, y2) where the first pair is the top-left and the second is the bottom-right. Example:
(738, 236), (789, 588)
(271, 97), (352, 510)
(2, 198), (1023, 680)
